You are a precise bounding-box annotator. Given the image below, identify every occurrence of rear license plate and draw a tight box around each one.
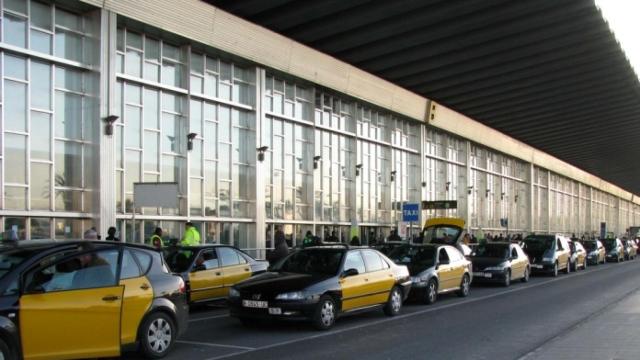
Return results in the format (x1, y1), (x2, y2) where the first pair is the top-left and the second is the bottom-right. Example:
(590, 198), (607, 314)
(268, 307), (282, 315)
(531, 264), (543, 269)
(484, 273), (492, 278)
(474, 272), (485, 277)
(242, 300), (268, 308)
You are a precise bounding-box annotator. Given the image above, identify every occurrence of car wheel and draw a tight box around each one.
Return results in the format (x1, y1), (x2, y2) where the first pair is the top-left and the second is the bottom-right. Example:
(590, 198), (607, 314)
(424, 278), (438, 305)
(552, 262), (558, 277)
(383, 286), (403, 316)
(503, 270), (511, 287)
(565, 261), (571, 274)
(312, 295), (336, 330)
(0, 337), (15, 360)
(139, 312), (175, 359)
(521, 267), (530, 283)
(457, 274), (470, 297)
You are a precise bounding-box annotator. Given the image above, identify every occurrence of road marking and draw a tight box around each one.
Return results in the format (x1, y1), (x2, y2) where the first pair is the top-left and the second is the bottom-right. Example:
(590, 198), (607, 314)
(203, 262), (628, 360)
(189, 313), (229, 322)
(177, 340), (255, 350)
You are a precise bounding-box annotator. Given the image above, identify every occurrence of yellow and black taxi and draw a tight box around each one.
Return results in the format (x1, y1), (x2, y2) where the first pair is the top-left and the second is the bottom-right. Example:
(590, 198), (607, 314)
(622, 239), (637, 260)
(0, 240), (188, 360)
(583, 239), (606, 265)
(164, 245), (268, 304)
(422, 217), (472, 258)
(603, 238), (625, 262)
(387, 243), (471, 304)
(568, 239), (587, 271)
(522, 235), (571, 277)
(470, 242), (530, 287)
(228, 245), (411, 330)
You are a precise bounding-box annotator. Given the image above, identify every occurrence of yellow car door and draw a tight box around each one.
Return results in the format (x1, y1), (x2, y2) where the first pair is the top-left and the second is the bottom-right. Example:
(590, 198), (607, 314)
(445, 247), (466, 288)
(20, 249), (122, 360)
(509, 246), (523, 279)
(218, 247), (252, 296)
(119, 249), (154, 345)
(361, 250), (395, 305)
(339, 251), (369, 311)
(436, 248), (455, 290)
(188, 249), (226, 302)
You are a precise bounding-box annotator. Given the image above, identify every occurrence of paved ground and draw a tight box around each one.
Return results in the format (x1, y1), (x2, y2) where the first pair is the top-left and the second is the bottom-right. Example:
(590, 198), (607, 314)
(123, 259), (640, 360)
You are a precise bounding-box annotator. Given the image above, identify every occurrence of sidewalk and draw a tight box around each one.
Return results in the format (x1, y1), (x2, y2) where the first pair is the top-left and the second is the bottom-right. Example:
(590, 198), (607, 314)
(523, 289), (640, 360)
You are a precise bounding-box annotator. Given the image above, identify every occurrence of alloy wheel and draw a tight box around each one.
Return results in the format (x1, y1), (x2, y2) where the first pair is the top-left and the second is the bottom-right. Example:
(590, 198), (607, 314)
(391, 288), (402, 313)
(147, 317), (172, 354)
(320, 300), (335, 327)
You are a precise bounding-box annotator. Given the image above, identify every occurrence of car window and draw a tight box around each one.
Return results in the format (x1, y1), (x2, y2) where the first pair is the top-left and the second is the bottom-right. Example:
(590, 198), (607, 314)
(511, 247), (518, 259)
(343, 251), (366, 274)
(234, 249), (248, 264)
(378, 253), (390, 269)
(25, 249), (119, 293)
(362, 250), (384, 272)
(438, 248), (450, 263)
(445, 247), (462, 262)
(195, 249), (219, 270)
(132, 250), (152, 274)
(121, 250), (141, 280)
(556, 239), (563, 251)
(516, 246), (526, 258)
(218, 247), (240, 267)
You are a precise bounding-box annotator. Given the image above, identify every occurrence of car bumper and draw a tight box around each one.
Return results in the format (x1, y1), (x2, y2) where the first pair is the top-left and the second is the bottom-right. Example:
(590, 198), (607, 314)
(228, 298), (319, 322)
(472, 270), (508, 283)
(606, 255), (619, 261)
(587, 256), (599, 264)
(529, 263), (555, 273)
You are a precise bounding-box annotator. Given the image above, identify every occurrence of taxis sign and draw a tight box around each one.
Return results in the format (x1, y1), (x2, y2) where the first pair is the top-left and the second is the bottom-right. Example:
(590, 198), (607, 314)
(422, 200), (458, 210)
(402, 203), (420, 222)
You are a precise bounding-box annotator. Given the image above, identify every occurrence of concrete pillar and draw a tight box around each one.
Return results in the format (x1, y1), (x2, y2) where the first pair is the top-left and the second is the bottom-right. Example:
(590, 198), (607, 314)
(528, 163), (534, 233)
(254, 68), (267, 258)
(547, 170), (551, 234)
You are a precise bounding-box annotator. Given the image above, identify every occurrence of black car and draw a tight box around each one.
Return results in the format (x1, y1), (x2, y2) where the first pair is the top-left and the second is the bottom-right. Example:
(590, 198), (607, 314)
(0, 240), (188, 360)
(602, 238), (624, 262)
(228, 245), (411, 330)
(470, 243), (530, 287)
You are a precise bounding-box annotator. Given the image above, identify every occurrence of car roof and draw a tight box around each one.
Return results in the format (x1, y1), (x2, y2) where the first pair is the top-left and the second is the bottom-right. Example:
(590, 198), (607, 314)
(0, 239), (157, 252)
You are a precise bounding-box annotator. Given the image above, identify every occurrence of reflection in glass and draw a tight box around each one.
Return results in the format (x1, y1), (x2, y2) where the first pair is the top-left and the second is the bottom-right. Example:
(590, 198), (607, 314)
(31, 163), (51, 210)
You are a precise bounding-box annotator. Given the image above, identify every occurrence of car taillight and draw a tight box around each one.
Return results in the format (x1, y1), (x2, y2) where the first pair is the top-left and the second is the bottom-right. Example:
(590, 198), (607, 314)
(178, 277), (186, 294)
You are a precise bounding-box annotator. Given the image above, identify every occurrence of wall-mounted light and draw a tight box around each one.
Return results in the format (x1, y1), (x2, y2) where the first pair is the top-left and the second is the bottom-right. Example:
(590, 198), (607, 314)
(467, 186), (474, 195)
(103, 115), (119, 136)
(446, 181), (451, 191)
(485, 189), (491, 198)
(501, 192), (506, 200)
(256, 146), (268, 162)
(390, 170), (397, 182)
(313, 155), (321, 169)
(187, 133), (198, 151)
(514, 194), (519, 203)
(355, 164), (363, 176)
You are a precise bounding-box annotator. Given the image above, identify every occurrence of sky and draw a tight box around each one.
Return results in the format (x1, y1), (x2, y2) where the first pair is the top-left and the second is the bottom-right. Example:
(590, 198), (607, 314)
(595, 0), (640, 80)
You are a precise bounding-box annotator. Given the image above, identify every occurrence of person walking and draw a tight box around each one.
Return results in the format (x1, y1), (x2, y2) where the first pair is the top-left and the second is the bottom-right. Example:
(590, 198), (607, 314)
(268, 229), (289, 265)
(302, 230), (314, 248)
(181, 222), (201, 246)
(150, 227), (163, 249)
(105, 227), (119, 242)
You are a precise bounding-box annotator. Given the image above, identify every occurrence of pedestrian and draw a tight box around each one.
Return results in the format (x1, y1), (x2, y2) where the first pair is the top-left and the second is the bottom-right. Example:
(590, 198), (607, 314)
(350, 236), (360, 246)
(150, 227), (163, 250)
(180, 222), (201, 246)
(83, 227), (98, 240)
(105, 226), (119, 242)
(268, 228), (289, 265)
(302, 230), (314, 248)
(328, 230), (339, 243)
(388, 229), (401, 242)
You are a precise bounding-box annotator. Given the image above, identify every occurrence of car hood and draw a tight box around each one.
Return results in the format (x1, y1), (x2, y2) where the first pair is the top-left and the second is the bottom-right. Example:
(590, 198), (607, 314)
(233, 271), (329, 296)
(471, 257), (507, 269)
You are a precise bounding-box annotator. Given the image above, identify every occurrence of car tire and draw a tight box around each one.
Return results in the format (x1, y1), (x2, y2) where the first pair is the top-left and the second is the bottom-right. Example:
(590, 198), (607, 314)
(503, 270), (511, 287)
(424, 279), (438, 305)
(521, 267), (530, 282)
(383, 286), (403, 317)
(457, 274), (470, 297)
(138, 312), (175, 359)
(551, 262), (558, 277)
(312, 295), (336, 330)
(565, 261), (571, 274)
(0, 337), (15, 360)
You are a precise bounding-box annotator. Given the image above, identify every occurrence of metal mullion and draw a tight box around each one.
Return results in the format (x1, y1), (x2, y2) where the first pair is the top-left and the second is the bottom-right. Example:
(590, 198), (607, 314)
(26, 56), (32, 212)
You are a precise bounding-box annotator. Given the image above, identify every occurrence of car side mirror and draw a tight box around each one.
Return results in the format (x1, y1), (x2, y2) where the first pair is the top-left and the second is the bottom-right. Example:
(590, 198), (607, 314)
(26, 284), (45, 294)
(193, 264), (206, 272)
(342, 268), (359, 277)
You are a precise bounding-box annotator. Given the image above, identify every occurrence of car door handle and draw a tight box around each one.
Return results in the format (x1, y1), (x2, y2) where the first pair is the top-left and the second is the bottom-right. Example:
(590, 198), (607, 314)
(244, 268), (250, 272)
(216, 272), (222, 276)
(140, 283), (150, 290)
(364, 278), (369, 282)
(102, 295), (120, 302)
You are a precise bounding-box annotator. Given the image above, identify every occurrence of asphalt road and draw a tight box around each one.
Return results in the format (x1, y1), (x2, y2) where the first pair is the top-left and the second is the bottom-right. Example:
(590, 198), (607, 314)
(123, 258), (640, 360)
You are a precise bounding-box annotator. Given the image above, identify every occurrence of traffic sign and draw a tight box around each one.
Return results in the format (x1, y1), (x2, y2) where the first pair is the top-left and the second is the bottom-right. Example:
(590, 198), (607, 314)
(422, 200), (457, 210)
(402, 203), (420, 222)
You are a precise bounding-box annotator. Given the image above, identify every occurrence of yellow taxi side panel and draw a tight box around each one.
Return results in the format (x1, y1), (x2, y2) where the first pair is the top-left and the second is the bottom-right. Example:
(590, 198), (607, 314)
(340, 275), (369, 311)
(450, 262), (465, 289)
(120, 276), (154, 345)
(365, 269), (395, 305)
(222, 264), (252, 288)
(188, 269), (226, 302)
(20, 286), (123, 360)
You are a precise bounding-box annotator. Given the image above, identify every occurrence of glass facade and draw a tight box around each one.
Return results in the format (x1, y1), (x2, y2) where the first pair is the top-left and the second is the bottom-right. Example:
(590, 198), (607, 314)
(2, 0), (640, 246)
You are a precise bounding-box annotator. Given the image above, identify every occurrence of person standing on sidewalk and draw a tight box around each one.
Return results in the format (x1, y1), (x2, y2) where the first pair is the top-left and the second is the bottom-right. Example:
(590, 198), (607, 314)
(150, 227), (164, 249)
(181, 222), (201, 246)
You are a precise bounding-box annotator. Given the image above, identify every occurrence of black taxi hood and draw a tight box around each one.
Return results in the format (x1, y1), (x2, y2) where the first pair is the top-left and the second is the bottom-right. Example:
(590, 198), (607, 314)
(233, 271), (331, 294)
(471, 257), (508, 268)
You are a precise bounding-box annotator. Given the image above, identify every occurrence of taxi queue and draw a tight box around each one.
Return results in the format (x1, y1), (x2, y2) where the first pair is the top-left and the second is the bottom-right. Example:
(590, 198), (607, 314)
(0, 218), (637, 360)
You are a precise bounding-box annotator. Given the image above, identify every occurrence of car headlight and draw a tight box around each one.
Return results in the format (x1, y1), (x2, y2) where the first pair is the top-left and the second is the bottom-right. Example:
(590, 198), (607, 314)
(275, 291), (305, 300)
(411, 276), (429, 285)
(228, 287), (240, 298)
(542, 257), (554, 262)
(485, 262), (508, 271)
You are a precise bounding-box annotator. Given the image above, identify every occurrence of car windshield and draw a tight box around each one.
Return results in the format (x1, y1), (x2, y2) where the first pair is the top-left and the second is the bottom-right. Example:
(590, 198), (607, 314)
(472, 244), (509, 259)
(164, 249), (197, 272)
(423, 225), (461, 245)
(272, 249), (344, 276)
(583, 241), (596, 251)
(602, 239), (616, 251)
(388, 245), (436, 269)
(522, 237), (554, 254)
(0, 248), (37, 280)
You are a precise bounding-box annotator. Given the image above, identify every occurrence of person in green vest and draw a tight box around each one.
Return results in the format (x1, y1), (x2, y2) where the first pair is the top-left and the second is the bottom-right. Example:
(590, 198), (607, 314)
(302, 231), (314, 248)
(181, 222), (201, 246)
(150, 227), (163, 250)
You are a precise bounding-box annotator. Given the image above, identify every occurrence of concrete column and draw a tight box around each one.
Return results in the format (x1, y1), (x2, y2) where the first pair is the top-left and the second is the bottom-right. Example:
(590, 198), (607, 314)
(98, 10), (117, 237)
(529, 163), (534, 233)
(547, 170), (551, 234)
(589, 187), (594, 234)
(254, 67), (267, 258)
(465, 140), (472, 231)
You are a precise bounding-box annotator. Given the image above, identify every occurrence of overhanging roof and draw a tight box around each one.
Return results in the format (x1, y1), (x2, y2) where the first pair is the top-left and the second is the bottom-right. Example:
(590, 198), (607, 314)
(206, 0), (640, 195)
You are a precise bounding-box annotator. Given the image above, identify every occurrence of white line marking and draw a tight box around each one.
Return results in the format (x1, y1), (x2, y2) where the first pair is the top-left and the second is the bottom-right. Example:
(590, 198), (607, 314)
(189, 313), (229, 322)
(177, 340), (255, 350)
(203, 262), (627, 360)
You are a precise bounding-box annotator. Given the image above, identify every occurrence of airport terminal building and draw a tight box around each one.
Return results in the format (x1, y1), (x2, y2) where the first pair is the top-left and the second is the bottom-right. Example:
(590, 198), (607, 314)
(1, 0), (639, 253)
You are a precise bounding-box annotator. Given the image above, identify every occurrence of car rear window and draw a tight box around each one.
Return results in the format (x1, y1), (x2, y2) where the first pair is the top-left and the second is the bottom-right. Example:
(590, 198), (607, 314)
(273, 249), (344, 276)
(165, 249), (196, 272)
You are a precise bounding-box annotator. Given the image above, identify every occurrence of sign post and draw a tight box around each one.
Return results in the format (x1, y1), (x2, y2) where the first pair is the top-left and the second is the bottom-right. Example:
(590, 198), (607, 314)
(402, 203), (420, 242)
